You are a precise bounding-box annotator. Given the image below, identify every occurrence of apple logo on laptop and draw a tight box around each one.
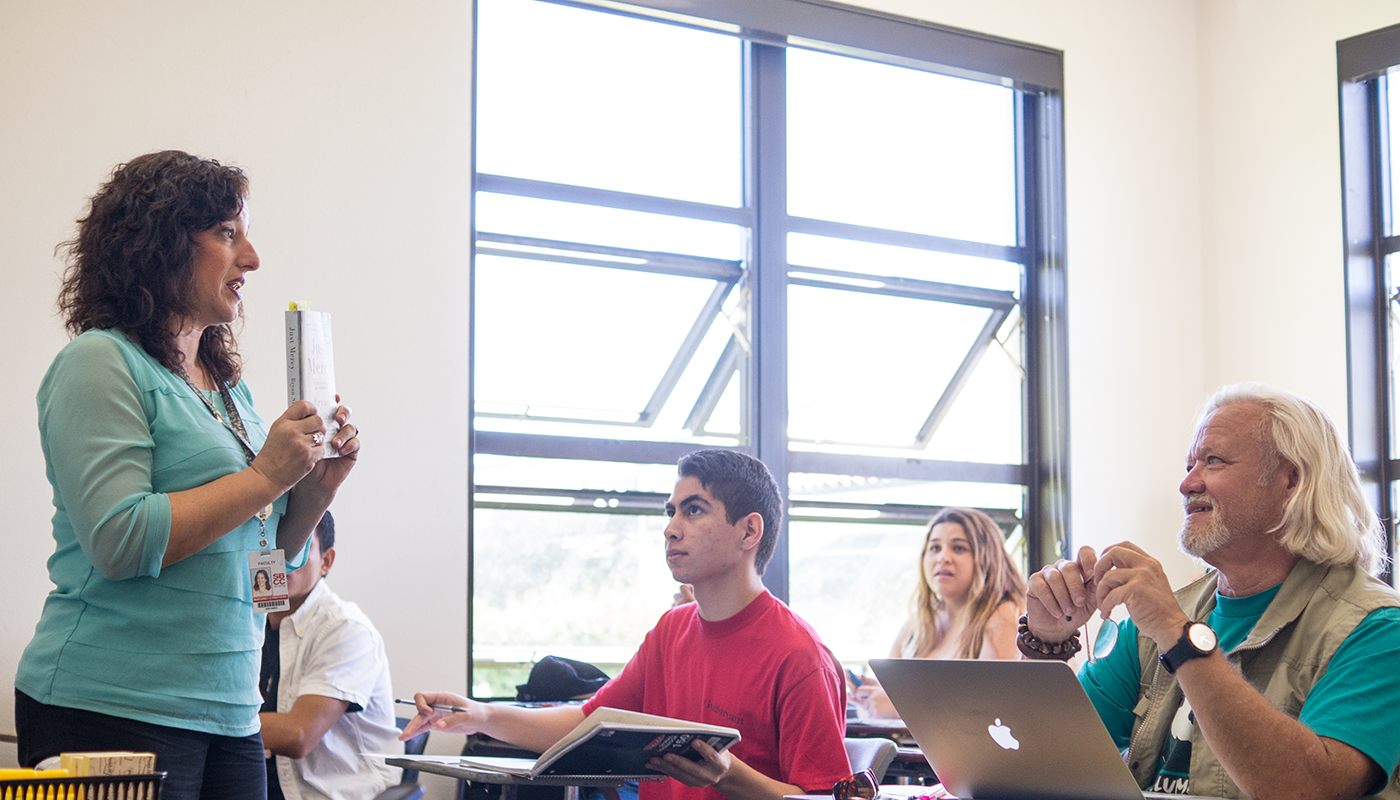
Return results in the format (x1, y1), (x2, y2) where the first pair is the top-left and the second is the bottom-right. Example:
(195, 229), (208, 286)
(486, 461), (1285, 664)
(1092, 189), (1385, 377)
(988, 718), (1020, 750)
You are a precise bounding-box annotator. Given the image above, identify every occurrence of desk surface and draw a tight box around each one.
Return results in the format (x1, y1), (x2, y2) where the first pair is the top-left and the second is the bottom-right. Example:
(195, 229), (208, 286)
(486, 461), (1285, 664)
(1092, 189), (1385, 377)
(386, 757), (630, 787)
(785, 785), (950, 800)
(845, 720), (910, 738)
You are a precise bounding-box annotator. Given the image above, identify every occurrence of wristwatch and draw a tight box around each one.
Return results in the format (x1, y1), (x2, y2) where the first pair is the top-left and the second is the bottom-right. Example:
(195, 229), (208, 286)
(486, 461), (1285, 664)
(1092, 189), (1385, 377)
(1158, 621), (1218, 674)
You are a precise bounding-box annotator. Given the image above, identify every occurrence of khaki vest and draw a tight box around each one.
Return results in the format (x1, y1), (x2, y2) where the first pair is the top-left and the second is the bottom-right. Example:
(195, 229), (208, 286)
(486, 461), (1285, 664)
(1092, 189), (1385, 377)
(1123, 559), (1400, 799)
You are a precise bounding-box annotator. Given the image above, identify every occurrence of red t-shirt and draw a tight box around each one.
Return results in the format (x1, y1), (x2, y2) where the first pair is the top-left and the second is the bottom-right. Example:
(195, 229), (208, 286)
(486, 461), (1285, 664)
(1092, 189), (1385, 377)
(583, 591), (850, 800)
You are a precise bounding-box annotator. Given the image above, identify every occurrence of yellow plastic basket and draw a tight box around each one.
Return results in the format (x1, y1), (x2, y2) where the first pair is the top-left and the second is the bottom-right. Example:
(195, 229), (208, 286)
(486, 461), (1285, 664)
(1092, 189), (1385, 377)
(0, 773), (165, 800)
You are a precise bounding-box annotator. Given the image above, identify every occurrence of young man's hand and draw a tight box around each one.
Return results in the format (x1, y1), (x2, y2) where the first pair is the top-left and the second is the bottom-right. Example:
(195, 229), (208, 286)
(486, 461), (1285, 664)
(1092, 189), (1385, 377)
(398, 694), (586, 755)
(648, 739), (733, 788)
(648, 741), (806, 800)
(399, 692), (482, 738)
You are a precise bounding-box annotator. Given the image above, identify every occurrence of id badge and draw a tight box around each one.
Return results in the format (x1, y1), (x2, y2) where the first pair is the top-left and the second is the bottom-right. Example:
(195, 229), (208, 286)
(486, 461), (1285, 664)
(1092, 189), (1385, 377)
(249, 550), (290, 614)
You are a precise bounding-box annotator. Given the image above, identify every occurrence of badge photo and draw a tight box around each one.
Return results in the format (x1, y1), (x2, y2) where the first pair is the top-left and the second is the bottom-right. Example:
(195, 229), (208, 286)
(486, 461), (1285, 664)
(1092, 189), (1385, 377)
(249, 550), (290, 614)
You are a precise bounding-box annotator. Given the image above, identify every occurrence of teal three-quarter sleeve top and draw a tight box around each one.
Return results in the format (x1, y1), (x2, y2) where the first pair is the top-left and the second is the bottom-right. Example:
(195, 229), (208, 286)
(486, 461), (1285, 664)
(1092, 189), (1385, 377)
(16, 329), (299, 737)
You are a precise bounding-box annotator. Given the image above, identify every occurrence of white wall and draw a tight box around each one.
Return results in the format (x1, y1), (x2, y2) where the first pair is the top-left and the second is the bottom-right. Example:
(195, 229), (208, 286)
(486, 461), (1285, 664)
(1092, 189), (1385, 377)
(3, 0), (1399, 795)
(1195, 0), (1397, 407)
(0, 1), (477, 791)
(870, 0), (1210, 582)
(871, 0), (1399, 581)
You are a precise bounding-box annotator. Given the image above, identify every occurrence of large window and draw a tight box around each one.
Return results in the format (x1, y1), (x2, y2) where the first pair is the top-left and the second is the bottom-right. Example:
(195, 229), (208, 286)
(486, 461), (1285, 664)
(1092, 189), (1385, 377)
(470, 0), (1068, 696)
(1339, 23), (1400, 583)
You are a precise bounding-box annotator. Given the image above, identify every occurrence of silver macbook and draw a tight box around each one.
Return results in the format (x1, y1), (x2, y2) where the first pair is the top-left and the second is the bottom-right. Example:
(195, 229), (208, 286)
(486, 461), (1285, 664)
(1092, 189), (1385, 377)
(869, 658), (1215, 800)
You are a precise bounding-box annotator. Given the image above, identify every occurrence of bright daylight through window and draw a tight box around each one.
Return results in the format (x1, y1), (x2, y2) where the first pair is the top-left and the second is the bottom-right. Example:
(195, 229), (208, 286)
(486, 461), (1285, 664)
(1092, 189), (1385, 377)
(1340, 22), (1400, 582)
(470, 0), (1068, 697)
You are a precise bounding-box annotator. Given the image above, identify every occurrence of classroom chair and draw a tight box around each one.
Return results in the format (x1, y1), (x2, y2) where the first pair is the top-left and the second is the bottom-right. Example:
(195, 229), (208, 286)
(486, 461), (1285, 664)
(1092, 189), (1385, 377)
(843, 737), (898, 784)
(397, 716), (431, 784)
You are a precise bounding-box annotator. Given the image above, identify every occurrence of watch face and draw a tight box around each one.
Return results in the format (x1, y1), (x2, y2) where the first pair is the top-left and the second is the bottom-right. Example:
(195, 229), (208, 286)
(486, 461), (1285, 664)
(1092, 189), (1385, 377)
(1187, 623), (1217, 651)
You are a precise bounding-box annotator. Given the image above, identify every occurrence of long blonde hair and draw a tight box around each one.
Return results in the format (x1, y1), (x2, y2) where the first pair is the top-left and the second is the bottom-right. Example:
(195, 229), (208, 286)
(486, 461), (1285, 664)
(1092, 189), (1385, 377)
(1201, 384), (1386, 575)
(900, 508), (1027, 659)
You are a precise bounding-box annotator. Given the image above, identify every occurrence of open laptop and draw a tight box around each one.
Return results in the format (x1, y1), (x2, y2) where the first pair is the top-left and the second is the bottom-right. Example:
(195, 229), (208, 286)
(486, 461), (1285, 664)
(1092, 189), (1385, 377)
(869, 658), (1218, 800)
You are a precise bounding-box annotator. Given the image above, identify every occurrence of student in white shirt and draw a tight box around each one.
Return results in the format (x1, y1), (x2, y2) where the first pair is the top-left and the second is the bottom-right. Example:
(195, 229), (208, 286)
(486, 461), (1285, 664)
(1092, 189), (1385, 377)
(260, 511), (402, 800)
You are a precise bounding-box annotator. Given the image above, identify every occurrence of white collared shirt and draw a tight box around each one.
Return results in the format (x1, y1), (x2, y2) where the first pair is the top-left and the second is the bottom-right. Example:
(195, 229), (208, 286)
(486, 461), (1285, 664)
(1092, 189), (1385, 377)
(272, 579), (403, 800)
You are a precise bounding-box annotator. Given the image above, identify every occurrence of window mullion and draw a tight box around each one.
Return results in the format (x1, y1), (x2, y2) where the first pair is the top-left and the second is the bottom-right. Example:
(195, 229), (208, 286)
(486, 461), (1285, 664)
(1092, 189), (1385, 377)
(1021, 88), (1071, 572)
(468, 0), (1069, 681)
(1340, 71), (1391, 581)
(749, 40), (791, 601)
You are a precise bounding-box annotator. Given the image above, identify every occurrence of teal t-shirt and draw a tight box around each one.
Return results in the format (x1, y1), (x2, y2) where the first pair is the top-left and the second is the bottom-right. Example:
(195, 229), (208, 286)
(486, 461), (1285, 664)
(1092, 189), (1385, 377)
(16, 329), (305, 737)
(1079, 583), (1400, 793)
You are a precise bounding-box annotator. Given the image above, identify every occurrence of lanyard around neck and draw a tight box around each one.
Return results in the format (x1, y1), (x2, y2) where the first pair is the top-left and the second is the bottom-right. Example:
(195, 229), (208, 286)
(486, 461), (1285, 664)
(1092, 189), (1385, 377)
(174, 359), (258, 465)
(174, 357), (276, 547)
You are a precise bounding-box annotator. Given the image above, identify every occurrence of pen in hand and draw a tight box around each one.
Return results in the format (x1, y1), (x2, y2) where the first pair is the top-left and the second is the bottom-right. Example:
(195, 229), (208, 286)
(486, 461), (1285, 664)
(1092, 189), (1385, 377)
(395, 698), (469, 714)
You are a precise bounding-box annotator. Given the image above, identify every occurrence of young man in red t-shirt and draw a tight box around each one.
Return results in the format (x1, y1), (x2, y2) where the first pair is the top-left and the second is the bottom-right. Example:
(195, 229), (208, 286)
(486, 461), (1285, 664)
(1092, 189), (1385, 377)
(402, 450), (850, 800)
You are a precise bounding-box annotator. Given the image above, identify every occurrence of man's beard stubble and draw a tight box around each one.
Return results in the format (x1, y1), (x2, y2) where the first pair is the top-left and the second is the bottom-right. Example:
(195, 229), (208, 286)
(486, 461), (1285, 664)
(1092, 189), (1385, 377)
(1179, 495), (1231, 558)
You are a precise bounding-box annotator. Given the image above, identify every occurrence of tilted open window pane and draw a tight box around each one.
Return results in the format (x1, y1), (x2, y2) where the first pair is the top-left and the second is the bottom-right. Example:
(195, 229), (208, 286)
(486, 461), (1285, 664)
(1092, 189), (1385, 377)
(922, 325), (1024, 464)
(477, 0), (742, 207)
(788, 233), (1022, 292)
(474, 187), (749, 442)
(787, 47), (1017, 246)
(477, 193), (745, 261)
(787, 283), (1019, 452)
(474, 251), (743, 438)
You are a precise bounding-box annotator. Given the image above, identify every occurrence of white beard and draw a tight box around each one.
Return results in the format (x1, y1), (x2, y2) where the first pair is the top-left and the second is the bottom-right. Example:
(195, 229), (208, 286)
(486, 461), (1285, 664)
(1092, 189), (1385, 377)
(1179, 496), (1231, 558)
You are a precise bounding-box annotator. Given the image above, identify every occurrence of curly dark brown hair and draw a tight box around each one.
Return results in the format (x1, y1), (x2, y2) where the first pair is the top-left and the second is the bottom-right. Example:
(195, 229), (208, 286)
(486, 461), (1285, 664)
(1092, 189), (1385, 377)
(57, 150), (250, 383)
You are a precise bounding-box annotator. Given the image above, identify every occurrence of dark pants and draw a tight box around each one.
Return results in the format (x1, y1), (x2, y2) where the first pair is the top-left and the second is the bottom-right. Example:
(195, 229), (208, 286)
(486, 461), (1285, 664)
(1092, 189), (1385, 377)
(15, 690), (267, 800)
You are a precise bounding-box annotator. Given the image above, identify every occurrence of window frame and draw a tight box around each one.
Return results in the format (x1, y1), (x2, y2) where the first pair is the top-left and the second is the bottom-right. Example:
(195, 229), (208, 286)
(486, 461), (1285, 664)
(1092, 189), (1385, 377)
(468, 0), (1069, 693)
(1339, 22), (1400, 584)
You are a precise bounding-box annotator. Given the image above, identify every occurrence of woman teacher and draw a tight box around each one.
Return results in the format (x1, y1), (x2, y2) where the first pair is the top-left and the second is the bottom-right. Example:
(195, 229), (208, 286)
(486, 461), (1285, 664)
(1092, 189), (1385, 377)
(14, 150), (360, 800)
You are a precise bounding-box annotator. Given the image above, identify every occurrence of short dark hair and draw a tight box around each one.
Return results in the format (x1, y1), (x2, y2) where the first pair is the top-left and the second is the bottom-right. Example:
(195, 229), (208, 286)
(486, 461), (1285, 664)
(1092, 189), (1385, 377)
(315, 510), (336, 552)
(57, 150), (250, 382)
(676, 449), (783, 574)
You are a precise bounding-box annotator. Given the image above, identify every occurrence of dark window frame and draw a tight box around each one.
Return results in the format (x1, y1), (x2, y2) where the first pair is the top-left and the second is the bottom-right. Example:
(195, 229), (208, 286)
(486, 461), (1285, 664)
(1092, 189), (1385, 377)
(1339, 22), (1400, 583)
(468, 0), (1070, 693)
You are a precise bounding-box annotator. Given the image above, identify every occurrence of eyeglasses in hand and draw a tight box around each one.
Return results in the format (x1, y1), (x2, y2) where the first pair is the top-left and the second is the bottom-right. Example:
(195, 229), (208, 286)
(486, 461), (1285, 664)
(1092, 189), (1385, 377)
(833, 770), (879, 800)
(1084, 615), (1119, 664)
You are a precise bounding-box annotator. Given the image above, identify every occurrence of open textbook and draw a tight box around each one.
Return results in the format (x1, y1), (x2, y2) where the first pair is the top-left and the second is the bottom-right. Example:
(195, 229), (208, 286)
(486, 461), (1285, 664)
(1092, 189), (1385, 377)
(459, 707), (742, 779)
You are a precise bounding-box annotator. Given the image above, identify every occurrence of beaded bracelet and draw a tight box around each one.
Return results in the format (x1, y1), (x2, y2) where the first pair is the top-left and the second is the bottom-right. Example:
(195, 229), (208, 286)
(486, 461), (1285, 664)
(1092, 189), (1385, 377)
(1016, 614), (1081, 660)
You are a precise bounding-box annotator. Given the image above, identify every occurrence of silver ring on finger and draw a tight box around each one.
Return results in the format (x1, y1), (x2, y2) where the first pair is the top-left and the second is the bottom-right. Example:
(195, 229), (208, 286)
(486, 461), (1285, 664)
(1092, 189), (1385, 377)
(311, 432), (325, 446)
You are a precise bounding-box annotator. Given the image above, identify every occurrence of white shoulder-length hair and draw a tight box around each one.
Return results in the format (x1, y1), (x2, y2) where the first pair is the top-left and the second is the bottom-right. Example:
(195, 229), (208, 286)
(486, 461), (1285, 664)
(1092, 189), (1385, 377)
(1201, 383), (1386, 575)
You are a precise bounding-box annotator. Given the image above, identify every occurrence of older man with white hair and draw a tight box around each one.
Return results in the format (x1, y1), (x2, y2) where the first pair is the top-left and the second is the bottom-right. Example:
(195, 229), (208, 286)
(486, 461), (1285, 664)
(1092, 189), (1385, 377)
(1024, 383), (1400, 800)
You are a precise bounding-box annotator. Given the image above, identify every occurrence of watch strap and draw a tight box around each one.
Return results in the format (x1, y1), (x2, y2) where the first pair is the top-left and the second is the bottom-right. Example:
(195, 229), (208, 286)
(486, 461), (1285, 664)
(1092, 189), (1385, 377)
(1158, 621), (1214, 674)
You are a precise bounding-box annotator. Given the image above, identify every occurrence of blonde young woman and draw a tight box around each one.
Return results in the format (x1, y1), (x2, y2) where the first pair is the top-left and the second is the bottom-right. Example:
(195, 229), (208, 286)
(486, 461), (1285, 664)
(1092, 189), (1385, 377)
(854, 507), (1027, 717)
